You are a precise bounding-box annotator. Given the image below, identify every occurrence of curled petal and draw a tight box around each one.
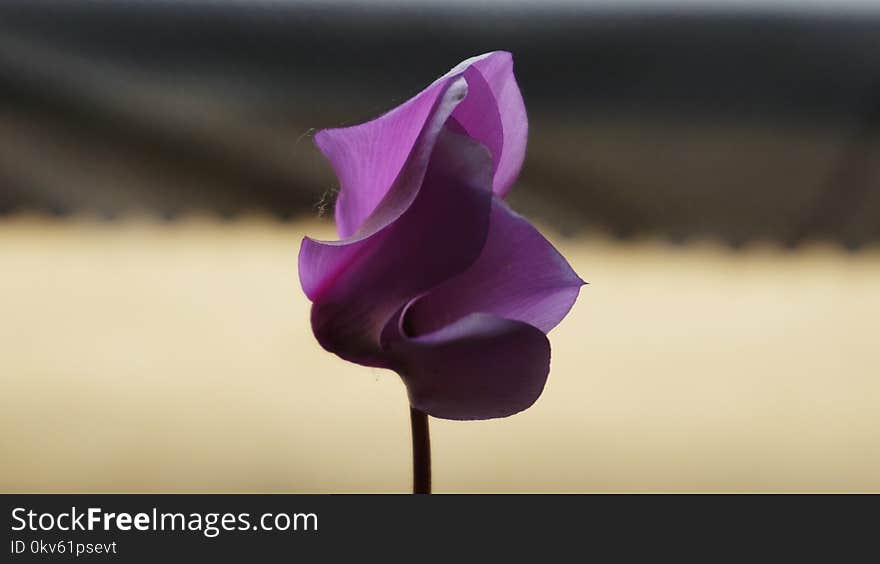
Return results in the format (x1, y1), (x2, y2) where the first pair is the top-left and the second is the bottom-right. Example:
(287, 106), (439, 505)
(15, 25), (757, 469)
(405, 199), (585, 337)
(317, 51), (527, 241)
(300, 77), (468, 302)
(450, 51), (528, 198)
(299, 129), (494, 367)
(389, 313), (551, 420)
(316, 75), (467, 239)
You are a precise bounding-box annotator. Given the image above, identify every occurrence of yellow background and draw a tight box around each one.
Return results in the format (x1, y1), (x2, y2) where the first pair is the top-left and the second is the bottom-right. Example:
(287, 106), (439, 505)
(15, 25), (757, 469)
(2, 216), (878, 492)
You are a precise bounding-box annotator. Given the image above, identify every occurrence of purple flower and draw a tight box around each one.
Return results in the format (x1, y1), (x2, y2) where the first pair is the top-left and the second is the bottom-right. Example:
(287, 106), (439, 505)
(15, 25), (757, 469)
(299, 52), (584, 420)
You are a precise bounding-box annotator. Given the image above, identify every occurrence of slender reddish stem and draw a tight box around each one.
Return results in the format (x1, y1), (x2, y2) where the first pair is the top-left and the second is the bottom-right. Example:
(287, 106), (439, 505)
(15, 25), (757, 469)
(409, 407), (431, 494)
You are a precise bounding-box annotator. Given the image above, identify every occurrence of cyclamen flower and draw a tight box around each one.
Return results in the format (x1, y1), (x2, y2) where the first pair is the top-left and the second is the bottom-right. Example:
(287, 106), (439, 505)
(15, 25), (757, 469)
(299, 52), (584, 421)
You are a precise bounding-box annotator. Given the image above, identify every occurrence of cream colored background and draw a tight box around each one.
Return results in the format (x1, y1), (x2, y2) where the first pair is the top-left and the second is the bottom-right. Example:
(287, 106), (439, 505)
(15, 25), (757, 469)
(1, 216), (878, 492)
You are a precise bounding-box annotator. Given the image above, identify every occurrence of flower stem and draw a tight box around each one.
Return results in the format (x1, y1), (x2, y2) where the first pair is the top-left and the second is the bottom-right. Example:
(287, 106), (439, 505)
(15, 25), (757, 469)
(409, 407), (431, 494)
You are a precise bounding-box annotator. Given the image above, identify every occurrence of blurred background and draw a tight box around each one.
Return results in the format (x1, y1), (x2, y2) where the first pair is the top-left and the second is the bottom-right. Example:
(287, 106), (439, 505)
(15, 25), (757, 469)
(1, 0), (879, 492)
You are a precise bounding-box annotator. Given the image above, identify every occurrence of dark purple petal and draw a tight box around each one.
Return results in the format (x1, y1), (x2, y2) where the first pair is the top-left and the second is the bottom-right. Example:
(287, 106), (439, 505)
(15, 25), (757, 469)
(450, 51), (528, 198)
(405, 198), (585, 337)
(299, 129), (494, 367)
(389, 313), (551, 420)
(448, 66), (503, 177)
